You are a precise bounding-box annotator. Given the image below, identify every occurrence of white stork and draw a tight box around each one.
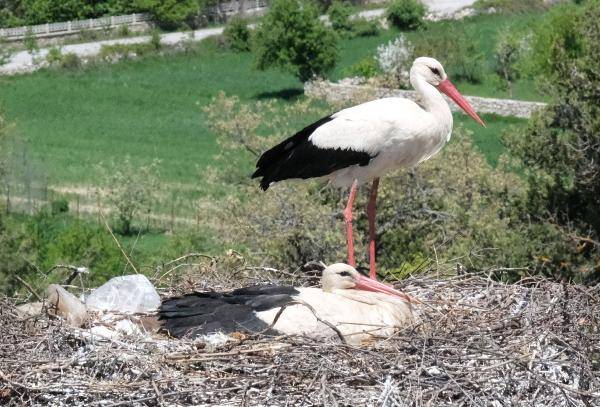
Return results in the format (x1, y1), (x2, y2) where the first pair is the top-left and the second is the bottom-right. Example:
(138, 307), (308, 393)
(252, 57), (485, 280)
(159, 263), (417, 345)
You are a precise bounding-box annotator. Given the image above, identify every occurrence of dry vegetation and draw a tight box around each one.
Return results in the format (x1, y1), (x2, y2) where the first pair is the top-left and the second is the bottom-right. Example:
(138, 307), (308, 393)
(1, 256), (598, 406)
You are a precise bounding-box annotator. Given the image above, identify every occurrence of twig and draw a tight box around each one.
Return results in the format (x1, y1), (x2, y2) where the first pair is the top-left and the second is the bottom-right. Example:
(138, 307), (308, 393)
(98, 207), (139, 274)
(13, 275), (42, 302)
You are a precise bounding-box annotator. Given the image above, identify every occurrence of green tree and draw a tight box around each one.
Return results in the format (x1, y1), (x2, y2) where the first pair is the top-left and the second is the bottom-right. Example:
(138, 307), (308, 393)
(135, 0), (197, 29)
(328, 1), (353, 36)
(494, 27), (524, 97)
(97, 157), (161, 236)
(223, 16), (252, 52)
(386, 0), (426, 31)
(504, 0), (600, 281)
(254, 0), (339, 82)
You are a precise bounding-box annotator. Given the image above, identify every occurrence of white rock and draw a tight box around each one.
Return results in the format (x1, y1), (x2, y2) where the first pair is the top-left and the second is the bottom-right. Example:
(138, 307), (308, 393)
(86, 274), (160, 314)
(46, 284), (88, 327)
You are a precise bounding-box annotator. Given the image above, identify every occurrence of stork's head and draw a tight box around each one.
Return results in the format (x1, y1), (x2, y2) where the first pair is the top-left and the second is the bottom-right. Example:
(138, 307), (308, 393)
(321, 263), (420, 304)
(411, 56), (448, 86)
(410, 56), (485, 127)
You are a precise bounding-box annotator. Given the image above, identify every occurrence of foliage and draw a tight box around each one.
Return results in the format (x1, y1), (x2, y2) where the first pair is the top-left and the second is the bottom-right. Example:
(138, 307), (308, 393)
(526, 2), (583, 78)
(386, 0), (425, 31)
(96, 157), (162, 235)
(150, 29), (162, 50)
(328, 1), (353, 36)
(503, 0), (600, 281)
(344, 56), (378, 79)
(223, 16), (252, 52)
(352, 18), (380, 37)
(0, 38), (13, 66)
(376, 34), (413, 88)
(0, 211), (125, 294)
(59, 52), (82, 70)
(135, 0), (197, 29)
(254, 0), (339, 82)
(50, 198), (69, 215)
(494, 27), (527, 96)
(23, 28), (39, 54)
(412, 23), (485, 83)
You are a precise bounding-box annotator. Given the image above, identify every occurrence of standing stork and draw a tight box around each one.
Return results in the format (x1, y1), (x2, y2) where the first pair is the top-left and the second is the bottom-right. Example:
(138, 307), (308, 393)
(252, 57), (485, 280)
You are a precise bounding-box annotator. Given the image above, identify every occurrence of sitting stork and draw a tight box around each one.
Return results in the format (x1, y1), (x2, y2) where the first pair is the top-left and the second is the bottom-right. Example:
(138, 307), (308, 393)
(159, 264), (417, 345)
(252, 57), (485, 279)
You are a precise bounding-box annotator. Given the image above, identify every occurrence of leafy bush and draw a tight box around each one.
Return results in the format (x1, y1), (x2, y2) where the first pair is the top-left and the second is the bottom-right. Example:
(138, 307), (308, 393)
(494, 27), (527, 96)
(352, 18), (380, 37)
(525, 2), (583, 78)
(0, 210), (125, 294)
(59, 52), (82, 70)
(328, 1), (353, 35)
(376, 34), (414, 88)
(412, 23), (485, 83)
(504, 0), (600, 281)
(254, 0), (339, 82)
(345, 57), (379, 79)
(150, 29), (162, 51)
(136, 0), (197, 29)
(386, 0), (426, 31)
(223, 16), (252, 52)
(50, 198), (69, 215)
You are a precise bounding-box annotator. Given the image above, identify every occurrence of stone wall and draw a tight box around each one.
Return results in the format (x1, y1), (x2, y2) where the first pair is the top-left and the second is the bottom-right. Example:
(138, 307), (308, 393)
(304, 80), (547, 119)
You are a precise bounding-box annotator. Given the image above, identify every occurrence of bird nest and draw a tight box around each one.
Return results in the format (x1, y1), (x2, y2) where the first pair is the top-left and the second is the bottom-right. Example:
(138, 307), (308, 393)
(1, 263), (599, 406)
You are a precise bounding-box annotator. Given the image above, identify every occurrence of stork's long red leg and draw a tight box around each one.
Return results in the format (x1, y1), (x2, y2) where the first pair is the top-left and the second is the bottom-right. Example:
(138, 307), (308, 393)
(343, 180), (359, 267)
(367, 178), (380, 280)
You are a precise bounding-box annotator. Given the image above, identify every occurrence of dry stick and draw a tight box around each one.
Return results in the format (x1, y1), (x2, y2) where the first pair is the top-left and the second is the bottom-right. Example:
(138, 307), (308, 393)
(13, 275), (42, 302)
(256, 300), (347, 345)
(98, 207), (139, 274)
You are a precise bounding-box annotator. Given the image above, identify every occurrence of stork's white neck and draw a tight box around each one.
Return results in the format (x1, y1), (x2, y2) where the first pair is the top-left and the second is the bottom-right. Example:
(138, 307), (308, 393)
(410, 74), (453, 130)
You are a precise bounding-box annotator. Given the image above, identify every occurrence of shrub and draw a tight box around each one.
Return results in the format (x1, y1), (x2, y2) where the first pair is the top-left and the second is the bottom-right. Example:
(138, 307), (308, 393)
(328, 1), (353, 35)
(59, 52), (82, 70)
(223, 16), (252, 52)
(254, 0), (339, 82)
(525, 2), (583, 78)
(45, 46), (63, 65)
(412, 23), (485, 83)
(345, 57), (379, 79)
(352, 18), (380, 37)
(50, 198), (69, 215)
(376, 34), (414, 88)
(503, 0), (600, 282)
(150, 29), (162, 51)
(386, 0), (426, 31)
(494, 27), (527, 96)
(136, 0), (197, 30)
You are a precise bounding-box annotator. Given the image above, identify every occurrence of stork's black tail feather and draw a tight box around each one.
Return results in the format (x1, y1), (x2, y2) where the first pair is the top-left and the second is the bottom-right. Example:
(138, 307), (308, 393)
(159, 285), (299, 338)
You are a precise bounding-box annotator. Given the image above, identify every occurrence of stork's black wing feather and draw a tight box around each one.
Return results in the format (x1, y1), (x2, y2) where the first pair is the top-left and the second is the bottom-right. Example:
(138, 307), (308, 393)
(252, 115), (374, 190)
(159, 285), (299, 338)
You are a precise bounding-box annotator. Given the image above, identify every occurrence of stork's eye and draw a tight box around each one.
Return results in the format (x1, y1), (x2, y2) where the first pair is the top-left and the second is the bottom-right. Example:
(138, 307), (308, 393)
(339, 271), (351, 277)
(429, 66), (440, 76)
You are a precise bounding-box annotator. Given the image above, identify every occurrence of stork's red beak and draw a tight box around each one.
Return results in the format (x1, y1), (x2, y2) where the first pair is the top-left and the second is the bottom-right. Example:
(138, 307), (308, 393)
(354, 274), (421, 304)
(437, 79), (486, 127)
